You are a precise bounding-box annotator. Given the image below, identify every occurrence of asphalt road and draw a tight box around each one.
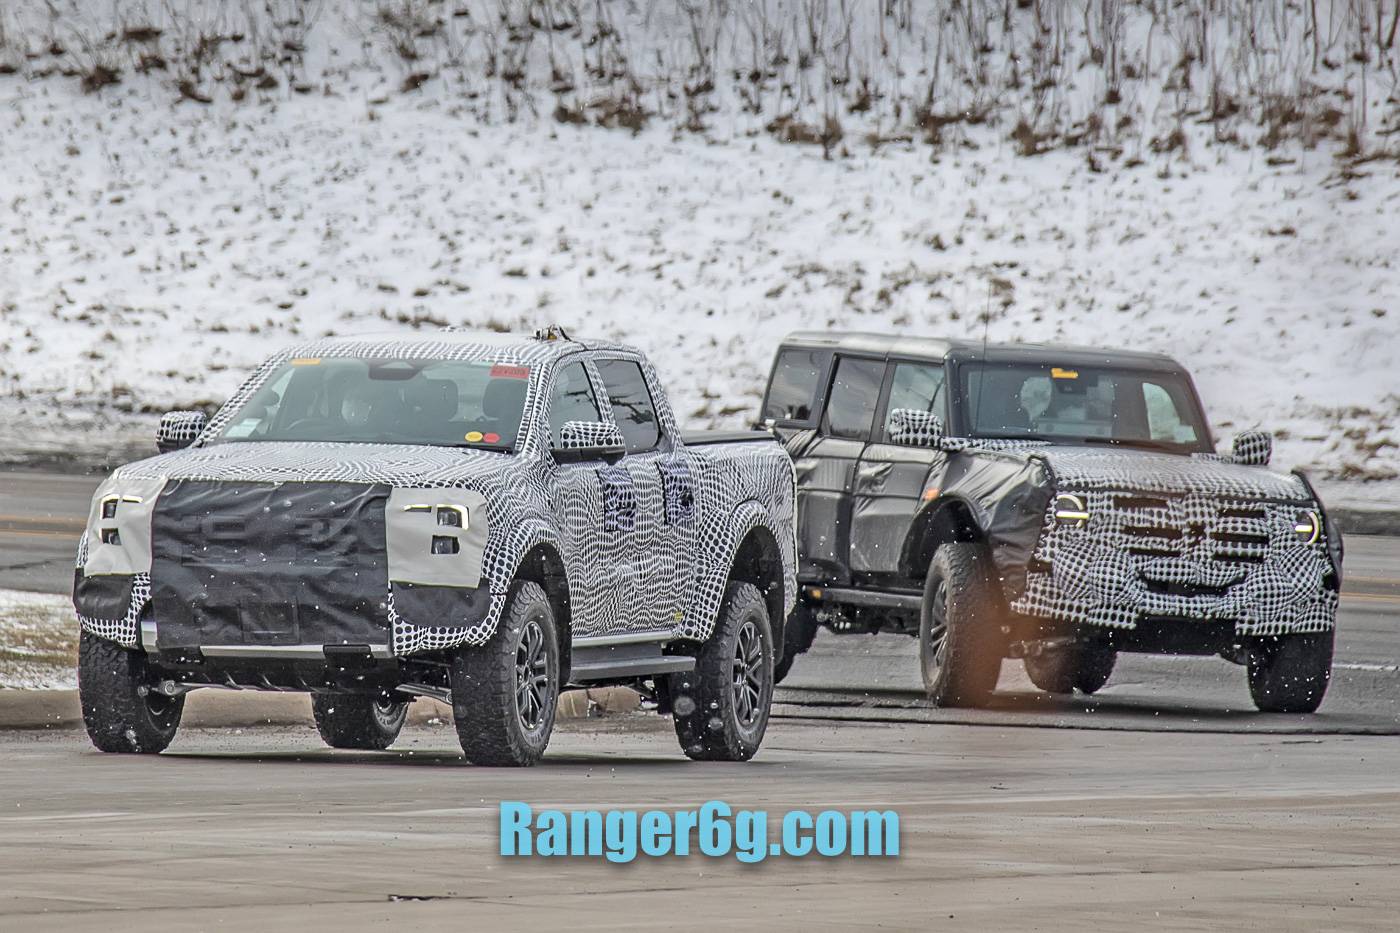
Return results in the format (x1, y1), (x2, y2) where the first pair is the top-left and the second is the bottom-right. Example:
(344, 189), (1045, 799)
(1, 719), (1398, 930)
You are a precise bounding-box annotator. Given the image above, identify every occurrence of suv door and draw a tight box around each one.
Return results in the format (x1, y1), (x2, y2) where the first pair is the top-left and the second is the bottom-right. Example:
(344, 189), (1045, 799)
(594, 356), (693, 634)
(545, 359), (622, 637)
(851, 360), (950, 577)
(796, 354), (886, 584)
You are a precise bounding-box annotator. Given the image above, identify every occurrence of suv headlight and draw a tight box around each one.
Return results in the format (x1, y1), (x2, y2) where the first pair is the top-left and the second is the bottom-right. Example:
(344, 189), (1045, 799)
(1054, 493), (1090, 528)
(1294, 509), (1321, 545)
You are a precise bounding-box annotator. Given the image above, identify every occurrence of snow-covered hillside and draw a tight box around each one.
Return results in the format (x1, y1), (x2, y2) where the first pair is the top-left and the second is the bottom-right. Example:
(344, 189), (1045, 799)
(0, 1), (1397, 496)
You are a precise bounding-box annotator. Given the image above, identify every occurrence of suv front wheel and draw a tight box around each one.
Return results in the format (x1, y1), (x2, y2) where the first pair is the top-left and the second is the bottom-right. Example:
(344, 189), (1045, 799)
(1247, 631), (1333, 713)
(920, 543), (1003, 707)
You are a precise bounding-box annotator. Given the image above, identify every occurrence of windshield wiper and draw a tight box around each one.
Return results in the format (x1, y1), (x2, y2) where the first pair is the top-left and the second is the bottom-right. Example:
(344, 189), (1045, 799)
(1082, 436), (1185, 453)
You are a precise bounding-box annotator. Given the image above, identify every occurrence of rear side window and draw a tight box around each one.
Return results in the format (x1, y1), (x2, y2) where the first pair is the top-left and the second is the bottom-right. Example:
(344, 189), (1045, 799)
(548, 362), (602, 445)
(822, 357), (885, 440)
(763, 349), (827, 424)
(596, 359), (661, 452)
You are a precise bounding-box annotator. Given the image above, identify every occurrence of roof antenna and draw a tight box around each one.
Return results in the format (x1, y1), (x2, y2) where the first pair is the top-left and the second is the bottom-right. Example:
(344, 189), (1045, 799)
(534, 324), (572, 342)
(973, 279), (992, 435)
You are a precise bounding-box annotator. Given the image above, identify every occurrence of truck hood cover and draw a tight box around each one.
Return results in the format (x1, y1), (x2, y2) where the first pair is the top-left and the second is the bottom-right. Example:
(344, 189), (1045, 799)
(1034, 446), (1311, 501)
(110, 441), (511, 488)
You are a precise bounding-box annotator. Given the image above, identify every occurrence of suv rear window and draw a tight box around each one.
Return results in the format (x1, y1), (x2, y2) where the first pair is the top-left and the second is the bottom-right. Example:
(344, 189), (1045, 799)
(822, 357), (885, 440)
(763, 349), (827, 424)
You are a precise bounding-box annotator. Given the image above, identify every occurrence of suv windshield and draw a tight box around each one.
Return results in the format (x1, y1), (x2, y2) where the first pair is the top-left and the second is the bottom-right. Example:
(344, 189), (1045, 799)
(959, 362), (1210, 452)
(213, 357), (531, 450)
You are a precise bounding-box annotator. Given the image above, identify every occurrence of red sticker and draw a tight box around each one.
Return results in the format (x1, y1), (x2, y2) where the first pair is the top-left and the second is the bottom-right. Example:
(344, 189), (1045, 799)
(484, 432), (501, 444)
(490, 364), (530, 380)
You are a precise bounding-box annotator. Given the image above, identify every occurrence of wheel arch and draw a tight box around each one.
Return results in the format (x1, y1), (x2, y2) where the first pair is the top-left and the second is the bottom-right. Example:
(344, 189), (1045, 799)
(509, 540), (573, 683)
(727, 523), (787, 651)
(899, 496), (986, 583)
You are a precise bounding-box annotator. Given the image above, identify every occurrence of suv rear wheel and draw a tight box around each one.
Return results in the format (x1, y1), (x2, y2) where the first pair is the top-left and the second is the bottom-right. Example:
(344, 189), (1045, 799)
(312, 693), (409, 750)
(773, 602), (818, 685)
(669, 582), (773, 761)
(1247, 631), (1333, 713)
(450, 581), (559, 766)
(78, 630), (184, 754)
(920, 543), (1003, 707)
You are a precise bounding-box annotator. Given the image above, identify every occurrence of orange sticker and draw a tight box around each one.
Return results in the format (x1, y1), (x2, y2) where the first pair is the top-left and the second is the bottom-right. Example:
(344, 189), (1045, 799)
(290, 357), (322, 366)
(1051, 367), (1079, 379)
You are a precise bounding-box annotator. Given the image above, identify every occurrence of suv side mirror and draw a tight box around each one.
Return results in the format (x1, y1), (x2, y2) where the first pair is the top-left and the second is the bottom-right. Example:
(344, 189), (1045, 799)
(156, 410), (207, 453)
(553, 421), (627, 463)
(1231, 430), (1273, 467)
(887, 409), (944, 448)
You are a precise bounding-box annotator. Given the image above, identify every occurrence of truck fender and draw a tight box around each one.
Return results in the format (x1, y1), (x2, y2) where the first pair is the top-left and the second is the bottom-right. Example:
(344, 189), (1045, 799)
(679, 500), (791, 645)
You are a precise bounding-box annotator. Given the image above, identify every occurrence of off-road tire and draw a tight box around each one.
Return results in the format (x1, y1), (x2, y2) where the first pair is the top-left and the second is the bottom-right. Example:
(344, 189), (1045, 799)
(669, 582), (773, 761)
(78, 630), (184, 754)
(920, 543), (1003, 707)
(450, 581), (559, 766)
(773, 603), (819, 685)
(312, 694), (409, 750)
(1023, 643), (1117, 696)
(1247, 631), (1333, 714)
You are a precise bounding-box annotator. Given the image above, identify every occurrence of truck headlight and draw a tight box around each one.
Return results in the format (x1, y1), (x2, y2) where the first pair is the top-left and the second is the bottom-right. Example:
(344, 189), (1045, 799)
(1054, 493), (1090, 528)
(1294, 509), (1321, 545)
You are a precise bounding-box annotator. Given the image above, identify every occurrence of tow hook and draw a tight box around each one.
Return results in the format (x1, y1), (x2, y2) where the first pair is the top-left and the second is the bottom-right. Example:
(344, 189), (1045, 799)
(137, 680), (192, 698)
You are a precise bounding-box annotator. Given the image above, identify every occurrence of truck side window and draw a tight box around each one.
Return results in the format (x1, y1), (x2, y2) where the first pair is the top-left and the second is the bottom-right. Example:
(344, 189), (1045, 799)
(596, 359), (661, 452)
(882, 363), (947, 441)
(763, 349), (827, 424)
(548, 362), (602, 445)
(822, 357), (885, 440)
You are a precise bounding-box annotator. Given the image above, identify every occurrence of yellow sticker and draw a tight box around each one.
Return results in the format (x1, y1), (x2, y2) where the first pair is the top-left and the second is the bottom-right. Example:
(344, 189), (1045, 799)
(1051, 367), (1078, 379)
(464, 431), (484, 442)
(290, 357), (322, 366)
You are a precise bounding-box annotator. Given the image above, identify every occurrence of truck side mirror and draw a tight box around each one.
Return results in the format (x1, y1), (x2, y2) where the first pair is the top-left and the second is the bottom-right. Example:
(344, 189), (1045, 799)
(553, 421), (627, 463)
(156, 410), (208, 453)
(887, 409), (944, 448)
(1231, 430), (1273, 467)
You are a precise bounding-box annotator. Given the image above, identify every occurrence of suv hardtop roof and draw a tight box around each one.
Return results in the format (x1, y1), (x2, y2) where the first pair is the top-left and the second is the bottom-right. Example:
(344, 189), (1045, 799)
(779, 330), (1185, 371)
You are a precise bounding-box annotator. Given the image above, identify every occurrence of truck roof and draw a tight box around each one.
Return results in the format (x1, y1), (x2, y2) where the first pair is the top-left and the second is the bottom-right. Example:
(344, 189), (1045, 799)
(778, 331), (1185, 370)
(282, 329), (630, 363)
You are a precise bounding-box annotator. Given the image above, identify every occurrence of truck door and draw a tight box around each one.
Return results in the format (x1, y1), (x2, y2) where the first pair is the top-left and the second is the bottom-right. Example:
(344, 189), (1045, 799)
(798, 355), (886, 584)
(594, 356), (693, 634)
(851, 360), (950, 576)
(545, 360), (622, 637)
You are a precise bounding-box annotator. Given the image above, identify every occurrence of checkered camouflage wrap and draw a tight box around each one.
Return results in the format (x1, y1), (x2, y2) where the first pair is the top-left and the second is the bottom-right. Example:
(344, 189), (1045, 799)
(76, 331), (796, 657)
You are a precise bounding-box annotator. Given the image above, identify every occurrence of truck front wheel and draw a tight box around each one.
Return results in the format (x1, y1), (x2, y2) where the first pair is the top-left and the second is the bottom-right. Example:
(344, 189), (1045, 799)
(669, 582), (773, 761)
(78, 630), (184, 754)
(1247, 631), (1333, 713)
(312, 694), (408, 750)
(920, 543), (1003, 707)
(450, 581), (560, 766)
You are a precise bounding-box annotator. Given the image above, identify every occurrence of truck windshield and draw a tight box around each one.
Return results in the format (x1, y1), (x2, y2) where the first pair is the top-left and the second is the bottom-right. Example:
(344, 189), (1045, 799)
(212, 358), (531, 450)
(959, 362), (1210, 452)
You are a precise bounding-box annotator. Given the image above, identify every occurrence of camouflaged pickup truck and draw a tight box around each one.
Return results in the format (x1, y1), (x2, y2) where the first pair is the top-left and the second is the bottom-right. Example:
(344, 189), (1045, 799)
(73, 330), (796, 765)
(763, 332), (1343, 713)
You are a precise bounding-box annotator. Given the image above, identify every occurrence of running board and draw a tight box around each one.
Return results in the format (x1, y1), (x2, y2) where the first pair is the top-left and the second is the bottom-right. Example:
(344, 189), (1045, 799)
(569, 640), (695, 684)
(803, 586), (924, 612)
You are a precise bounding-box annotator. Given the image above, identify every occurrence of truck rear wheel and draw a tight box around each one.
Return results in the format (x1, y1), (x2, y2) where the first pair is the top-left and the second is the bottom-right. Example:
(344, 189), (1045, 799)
(773, 603), (818, 685)
(1023, 643), (1117, 696)
(1247, 631), (1333, 713)
(78, 630), (184, 754)
(920, 543), (1002, 707)
(669, 582), (773, 761)
(450, 581), (559, 766)
(311, 694), (408, 750)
